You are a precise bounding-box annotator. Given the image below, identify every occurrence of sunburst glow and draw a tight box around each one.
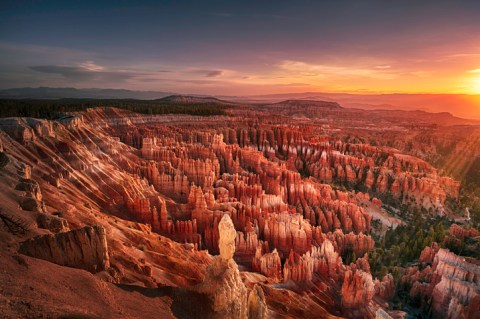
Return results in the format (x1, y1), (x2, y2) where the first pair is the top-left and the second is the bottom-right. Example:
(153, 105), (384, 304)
(473, 77), (480, 94)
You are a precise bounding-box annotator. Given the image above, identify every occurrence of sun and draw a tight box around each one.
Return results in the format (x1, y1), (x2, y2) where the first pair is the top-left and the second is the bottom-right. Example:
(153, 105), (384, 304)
(473, 77), (480, 94)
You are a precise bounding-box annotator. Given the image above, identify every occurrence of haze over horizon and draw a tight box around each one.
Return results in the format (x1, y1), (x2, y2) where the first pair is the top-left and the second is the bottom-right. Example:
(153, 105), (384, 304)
(2, 1), (480, 100)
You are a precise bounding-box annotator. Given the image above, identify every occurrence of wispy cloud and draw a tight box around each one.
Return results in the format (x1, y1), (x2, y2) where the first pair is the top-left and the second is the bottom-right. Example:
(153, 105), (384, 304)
(205, 70), (224, 77)
(187, 69), (225, 78)
(78, 61), (105, 71)
(468, 68), (480, 73)
(278, 60), (397, 79)
(29, 62), (136, 82)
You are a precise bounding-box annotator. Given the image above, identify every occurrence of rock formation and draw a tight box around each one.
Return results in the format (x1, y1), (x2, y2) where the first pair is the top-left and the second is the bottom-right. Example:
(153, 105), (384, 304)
(374, 274), (395, 301)
(283, 239), (344, 283)
(19, 225), (110, 273)
(342, 266), (375, 308)
(403, 247), (480, 319)
(192, 214), (267, 319)
(0, 105), (470, 318)
(36, 213), (69, 233)
(418, 242), (439, 264)
(247, 284), (268, 319)
(218, 214), (237, 260)
(430, 249), (480, 318)
(252, 247), (282, 280)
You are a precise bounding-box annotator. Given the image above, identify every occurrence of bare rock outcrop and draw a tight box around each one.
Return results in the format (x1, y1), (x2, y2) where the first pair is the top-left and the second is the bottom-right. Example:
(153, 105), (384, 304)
(36, 213), (69, 233)
(192, 214), (267, 319)
(16, 179), (42, 201)
(16, 178), (48, 213)
(342, 260), (375, 308)
(19, 225), (110, 273)
(430, 249), (480, 318)
(283, 239), (344, 282)
(252, 247), (282, 280)
(374, 274), (395, 301)
(403, 247), (480, 319)
(448, 224), (480, 239)
(218, 214), (237, 260)
(247, 284), (268, 319)
(375, 308), (394, 319)
(418, 242), (439, 264)
(19, 197), (47, 213)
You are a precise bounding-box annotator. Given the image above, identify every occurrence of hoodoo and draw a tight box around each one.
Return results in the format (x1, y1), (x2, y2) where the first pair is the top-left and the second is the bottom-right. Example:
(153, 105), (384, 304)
(1, 104), (478, 318)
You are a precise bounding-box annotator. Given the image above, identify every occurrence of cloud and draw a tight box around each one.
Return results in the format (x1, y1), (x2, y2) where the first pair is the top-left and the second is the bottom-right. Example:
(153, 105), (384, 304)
(78, 61), (105, 71)
(187, 69), (225, 78)
(468, 68), (480, 73)
(205, 70), (224, 77)
(278, 60), (397, 79)
(29, 65), (94, 80)
(29, 63), (136, 82)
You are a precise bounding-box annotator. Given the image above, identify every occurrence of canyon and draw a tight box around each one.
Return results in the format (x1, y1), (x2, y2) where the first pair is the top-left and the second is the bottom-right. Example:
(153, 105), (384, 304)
(0, 99), (478, 318)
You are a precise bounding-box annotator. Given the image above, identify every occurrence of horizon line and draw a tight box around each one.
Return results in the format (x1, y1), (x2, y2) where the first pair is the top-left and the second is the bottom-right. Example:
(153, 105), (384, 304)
(2, 86), (480, 97)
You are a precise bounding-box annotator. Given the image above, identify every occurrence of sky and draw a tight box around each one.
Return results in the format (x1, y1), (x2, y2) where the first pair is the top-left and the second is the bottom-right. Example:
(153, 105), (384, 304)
(1, 0), (480, 95)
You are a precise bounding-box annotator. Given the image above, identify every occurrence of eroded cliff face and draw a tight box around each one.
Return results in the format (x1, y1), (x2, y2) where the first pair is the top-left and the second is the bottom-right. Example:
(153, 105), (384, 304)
(430, 249), (480, 319)
(19, 225), (110, 273)
(0, 107), (467, 318)
(403, 247), (480, 319)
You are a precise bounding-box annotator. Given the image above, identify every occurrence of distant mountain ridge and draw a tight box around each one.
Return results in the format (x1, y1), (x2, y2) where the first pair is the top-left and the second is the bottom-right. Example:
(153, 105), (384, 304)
(364, 109), (478, 126)
(1, 87), (480, 120)
(226, 92), (480, 120)
(0, 87), (172, 99)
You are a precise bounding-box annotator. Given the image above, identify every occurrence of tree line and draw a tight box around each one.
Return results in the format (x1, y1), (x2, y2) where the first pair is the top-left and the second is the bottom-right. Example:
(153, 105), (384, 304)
(0, 99), (232, 119)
